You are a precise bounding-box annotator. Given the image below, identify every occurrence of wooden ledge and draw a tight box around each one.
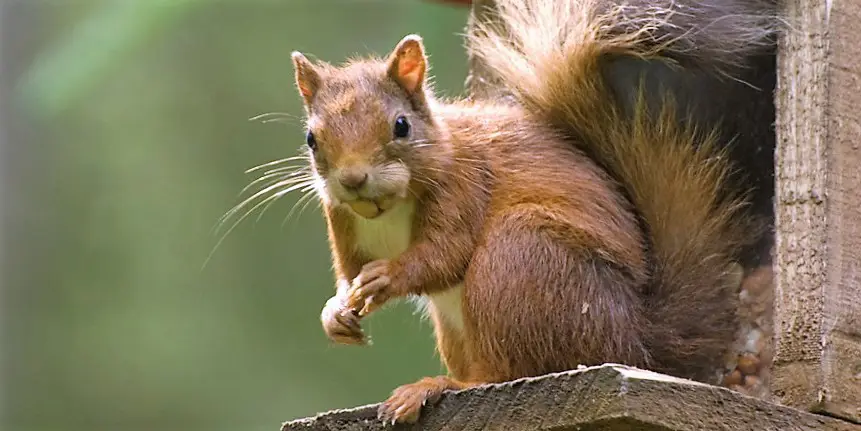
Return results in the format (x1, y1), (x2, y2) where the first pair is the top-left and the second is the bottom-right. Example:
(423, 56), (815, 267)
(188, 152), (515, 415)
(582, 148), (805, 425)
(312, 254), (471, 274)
(281, 364), (861, 431)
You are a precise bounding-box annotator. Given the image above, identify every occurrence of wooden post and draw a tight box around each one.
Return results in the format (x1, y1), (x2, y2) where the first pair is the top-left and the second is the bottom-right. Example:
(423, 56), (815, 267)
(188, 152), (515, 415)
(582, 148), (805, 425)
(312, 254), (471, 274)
(773, 0), (861, 423)
(283, 364), (861, 431)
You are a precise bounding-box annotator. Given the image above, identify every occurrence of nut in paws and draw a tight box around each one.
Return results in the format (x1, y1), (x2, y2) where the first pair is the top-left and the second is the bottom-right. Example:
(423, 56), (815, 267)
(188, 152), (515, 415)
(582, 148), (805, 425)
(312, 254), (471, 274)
(347, 260), (398, 317)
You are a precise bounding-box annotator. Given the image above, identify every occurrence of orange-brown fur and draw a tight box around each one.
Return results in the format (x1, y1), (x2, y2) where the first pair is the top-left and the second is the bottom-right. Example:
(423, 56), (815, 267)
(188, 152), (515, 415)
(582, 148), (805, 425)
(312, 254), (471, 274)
(289, 0), (779, 424)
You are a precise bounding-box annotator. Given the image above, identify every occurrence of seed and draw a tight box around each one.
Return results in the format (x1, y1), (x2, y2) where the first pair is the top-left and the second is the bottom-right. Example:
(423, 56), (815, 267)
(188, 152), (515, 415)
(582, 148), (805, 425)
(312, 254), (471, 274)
(723, 369), (743, 386)
(737, 353), (761, 375)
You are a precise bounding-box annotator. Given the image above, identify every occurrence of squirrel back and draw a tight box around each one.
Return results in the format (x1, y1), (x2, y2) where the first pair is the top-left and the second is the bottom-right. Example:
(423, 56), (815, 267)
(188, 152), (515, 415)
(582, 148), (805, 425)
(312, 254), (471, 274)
(468, 0), (778, 378)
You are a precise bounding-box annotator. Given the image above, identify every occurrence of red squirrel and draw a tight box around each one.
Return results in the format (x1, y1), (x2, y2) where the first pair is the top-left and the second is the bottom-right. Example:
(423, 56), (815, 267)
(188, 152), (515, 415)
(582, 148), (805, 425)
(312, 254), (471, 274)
(288, 0), (779, 424)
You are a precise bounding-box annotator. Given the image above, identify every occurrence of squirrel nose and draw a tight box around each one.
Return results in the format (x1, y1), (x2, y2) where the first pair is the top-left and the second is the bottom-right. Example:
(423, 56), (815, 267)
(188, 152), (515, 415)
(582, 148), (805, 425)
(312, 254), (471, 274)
(338, 170), (368, 190)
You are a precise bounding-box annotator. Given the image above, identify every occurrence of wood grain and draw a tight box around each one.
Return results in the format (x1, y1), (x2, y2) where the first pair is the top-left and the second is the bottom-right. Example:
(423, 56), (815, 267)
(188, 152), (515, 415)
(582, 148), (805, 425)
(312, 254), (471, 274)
(773, 0), (861, 423)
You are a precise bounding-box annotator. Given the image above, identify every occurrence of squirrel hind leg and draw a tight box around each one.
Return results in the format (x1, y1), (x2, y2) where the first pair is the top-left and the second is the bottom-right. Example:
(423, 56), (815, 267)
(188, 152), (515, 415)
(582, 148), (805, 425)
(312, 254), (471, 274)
(461, 209), (651, 380)
(377, 376), (476, 425)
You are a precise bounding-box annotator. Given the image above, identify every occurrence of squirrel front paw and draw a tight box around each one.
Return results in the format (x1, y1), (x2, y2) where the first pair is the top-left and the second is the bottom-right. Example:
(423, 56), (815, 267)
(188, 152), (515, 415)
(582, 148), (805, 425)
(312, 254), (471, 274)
(320, 295), (366, 345)
(346, 259), (400, 317)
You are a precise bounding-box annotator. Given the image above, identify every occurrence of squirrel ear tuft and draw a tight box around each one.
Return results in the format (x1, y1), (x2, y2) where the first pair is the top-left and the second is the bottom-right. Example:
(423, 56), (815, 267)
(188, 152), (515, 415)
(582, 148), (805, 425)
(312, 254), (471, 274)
(386, 35), (427, 96)
(292, 51), (321, 105)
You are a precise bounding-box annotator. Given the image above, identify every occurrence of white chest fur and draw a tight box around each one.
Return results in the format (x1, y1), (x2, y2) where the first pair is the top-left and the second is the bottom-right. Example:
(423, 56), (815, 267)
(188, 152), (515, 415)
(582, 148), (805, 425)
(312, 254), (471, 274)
(352, 199), (416, 260)
(425, 284), (465, 332)
(351, 199), (464, 333)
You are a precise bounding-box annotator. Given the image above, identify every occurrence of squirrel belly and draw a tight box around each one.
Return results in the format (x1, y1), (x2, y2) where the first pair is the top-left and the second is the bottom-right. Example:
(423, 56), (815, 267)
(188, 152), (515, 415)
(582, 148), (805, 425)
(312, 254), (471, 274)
(417, 102), (654, 381)
(290, 0), (780, 424)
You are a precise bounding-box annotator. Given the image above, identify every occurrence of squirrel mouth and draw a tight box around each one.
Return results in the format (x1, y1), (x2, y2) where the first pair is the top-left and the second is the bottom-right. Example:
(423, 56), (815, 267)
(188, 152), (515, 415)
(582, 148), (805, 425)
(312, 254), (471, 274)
(347, 197), (396, 219)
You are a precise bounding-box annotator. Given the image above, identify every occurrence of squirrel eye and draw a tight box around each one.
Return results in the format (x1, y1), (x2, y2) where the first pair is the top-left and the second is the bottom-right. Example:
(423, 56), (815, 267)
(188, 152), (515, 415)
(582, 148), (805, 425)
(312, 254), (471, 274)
(305, 130), (317, 150)
(393, 116), (410, 139)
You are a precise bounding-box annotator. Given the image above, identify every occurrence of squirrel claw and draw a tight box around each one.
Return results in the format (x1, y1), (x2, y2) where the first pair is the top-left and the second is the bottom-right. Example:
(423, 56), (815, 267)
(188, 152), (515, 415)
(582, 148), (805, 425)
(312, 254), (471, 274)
(377, 378), (448, 425)
(360, 294), (388, 317)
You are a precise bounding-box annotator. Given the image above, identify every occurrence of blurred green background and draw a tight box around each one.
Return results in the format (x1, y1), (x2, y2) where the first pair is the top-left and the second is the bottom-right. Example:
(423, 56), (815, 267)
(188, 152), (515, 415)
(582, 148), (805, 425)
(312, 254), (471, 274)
(1, 1), (470, 430)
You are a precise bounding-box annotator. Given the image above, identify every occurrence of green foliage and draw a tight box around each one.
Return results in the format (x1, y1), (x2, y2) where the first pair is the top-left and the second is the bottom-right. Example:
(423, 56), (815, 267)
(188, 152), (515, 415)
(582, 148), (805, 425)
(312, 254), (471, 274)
(19, 0), (208, 119)
(5, 1), (469, 430)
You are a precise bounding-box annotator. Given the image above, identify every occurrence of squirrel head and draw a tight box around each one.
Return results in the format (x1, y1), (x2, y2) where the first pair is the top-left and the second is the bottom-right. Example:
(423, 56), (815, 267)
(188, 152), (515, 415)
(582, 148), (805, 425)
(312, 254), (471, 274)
(291, 35), (449, 219)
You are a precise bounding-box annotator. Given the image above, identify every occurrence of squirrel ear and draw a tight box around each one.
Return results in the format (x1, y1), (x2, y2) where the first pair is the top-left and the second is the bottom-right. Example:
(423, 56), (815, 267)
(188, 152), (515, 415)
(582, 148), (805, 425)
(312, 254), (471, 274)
(386, 35), (427, 96)
(292, 51), (321, 105)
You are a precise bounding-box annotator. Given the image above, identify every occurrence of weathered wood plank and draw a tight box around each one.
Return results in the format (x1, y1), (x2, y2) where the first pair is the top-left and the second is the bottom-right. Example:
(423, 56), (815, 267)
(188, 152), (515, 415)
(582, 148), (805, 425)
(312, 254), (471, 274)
(773, 0), (861, 422)
(281, 364), (861, 431)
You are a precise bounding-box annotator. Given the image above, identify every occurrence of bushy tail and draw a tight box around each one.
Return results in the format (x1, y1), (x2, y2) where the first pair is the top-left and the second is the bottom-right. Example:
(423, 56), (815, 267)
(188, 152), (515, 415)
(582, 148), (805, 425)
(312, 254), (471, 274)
(467, 0), (778, 379)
